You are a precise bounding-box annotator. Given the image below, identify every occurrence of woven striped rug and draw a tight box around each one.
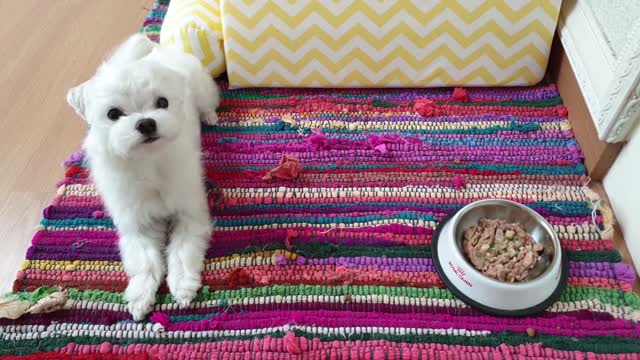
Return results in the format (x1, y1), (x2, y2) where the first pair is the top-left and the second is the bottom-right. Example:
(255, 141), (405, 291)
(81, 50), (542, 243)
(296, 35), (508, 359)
(1, 1), (639, 358)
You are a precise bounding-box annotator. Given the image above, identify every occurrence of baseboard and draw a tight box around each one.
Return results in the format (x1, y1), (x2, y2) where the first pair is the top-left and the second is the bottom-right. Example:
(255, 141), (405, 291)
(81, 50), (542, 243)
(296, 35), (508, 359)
(549, 36), (624, 180)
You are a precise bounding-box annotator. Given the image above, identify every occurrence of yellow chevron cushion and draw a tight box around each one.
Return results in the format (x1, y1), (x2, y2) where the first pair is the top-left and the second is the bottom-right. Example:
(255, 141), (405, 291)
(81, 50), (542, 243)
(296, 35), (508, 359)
(221, 0), (561, 88)
(160, 0), (225, 77)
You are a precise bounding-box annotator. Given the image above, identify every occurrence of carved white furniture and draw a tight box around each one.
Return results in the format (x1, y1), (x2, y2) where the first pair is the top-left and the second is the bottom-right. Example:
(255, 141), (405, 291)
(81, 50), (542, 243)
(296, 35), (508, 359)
(558, 0), (640, 143)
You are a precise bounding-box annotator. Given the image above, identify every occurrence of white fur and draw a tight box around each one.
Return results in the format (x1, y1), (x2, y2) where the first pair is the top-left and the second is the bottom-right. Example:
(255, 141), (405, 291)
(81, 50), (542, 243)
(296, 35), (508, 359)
(67, 34), (219, 320)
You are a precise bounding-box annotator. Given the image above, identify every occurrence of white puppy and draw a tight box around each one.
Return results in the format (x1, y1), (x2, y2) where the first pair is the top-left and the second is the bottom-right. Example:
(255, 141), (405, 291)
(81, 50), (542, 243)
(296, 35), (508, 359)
(66, 34), (219, 320)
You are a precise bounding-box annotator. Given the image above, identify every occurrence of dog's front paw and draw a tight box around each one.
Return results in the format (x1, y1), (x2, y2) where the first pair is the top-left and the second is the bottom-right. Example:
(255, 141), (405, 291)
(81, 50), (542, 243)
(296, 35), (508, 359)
(201, 111), (218, 126)
(168, 272), (201, 308)
(124, 276), (158, 321)
(127, 297), (155, 321)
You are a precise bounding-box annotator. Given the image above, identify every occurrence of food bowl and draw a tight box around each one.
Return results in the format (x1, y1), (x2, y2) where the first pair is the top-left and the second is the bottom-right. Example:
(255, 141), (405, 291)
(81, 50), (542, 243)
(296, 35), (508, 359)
(432, 199), (568, 316)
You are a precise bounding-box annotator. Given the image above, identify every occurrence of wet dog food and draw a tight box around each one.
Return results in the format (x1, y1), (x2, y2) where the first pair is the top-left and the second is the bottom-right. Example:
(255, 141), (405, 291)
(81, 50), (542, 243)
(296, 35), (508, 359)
(462, 218), (544, 282)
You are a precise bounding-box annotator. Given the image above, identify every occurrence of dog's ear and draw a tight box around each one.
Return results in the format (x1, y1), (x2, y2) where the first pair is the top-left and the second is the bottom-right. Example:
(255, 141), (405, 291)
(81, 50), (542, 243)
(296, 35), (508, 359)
(105, 33), (156, 66)
(66, 80), (90, 121)
(151, 46), (220, 124)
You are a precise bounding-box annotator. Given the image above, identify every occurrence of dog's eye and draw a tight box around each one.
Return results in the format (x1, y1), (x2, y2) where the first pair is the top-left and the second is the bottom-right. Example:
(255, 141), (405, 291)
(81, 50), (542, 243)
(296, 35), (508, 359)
(156, 97), (169, 109)
(107, 108), (124, 121)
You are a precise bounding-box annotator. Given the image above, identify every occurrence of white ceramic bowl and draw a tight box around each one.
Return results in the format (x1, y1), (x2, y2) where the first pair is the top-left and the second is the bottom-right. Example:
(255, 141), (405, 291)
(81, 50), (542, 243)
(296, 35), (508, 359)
(432, 199), (568, 316)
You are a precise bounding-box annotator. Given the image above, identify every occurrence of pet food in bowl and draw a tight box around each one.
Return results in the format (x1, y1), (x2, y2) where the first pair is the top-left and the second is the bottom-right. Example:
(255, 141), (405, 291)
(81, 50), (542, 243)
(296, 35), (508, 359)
(462, 218), (544, 282)
(431, 199), (569, 316)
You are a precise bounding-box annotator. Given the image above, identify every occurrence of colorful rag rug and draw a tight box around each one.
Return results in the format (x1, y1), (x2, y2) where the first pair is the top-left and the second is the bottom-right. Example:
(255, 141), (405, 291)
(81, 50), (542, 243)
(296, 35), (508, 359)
(2, 1), (640, 358)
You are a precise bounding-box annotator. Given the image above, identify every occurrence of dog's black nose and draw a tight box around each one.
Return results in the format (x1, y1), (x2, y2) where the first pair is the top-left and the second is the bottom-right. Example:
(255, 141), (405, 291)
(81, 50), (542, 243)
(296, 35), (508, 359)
(136, 118), (157, 136)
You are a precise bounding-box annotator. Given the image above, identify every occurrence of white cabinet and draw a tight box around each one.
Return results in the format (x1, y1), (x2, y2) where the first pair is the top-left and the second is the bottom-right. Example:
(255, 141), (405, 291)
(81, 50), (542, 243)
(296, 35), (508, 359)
(558, 0), (640, 142)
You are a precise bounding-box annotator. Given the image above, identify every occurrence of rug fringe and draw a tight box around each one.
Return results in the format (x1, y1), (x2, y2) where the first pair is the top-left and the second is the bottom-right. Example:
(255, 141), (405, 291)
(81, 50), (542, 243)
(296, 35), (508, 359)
(582, 181), (615, 239)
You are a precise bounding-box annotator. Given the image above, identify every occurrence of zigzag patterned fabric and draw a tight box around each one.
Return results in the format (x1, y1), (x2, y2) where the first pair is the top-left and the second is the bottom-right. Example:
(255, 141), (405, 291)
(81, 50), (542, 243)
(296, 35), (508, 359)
(222, 0), (561, 88)
(160, 0), (226, 76)
(1, 1), (639, 358)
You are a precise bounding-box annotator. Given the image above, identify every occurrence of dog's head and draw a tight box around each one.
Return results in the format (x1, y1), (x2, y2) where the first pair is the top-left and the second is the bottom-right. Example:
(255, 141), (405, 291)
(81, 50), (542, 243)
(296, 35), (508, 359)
(67, 34), (194, 158)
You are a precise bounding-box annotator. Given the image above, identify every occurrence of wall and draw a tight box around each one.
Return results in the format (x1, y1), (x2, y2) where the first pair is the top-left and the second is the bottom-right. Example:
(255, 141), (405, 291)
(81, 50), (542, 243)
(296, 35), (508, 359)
(604, 125), (640, 267)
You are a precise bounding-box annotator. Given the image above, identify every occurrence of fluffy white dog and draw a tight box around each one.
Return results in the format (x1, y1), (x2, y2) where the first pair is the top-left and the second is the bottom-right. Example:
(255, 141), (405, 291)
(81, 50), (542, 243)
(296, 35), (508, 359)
(66, 34), (219, 320)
